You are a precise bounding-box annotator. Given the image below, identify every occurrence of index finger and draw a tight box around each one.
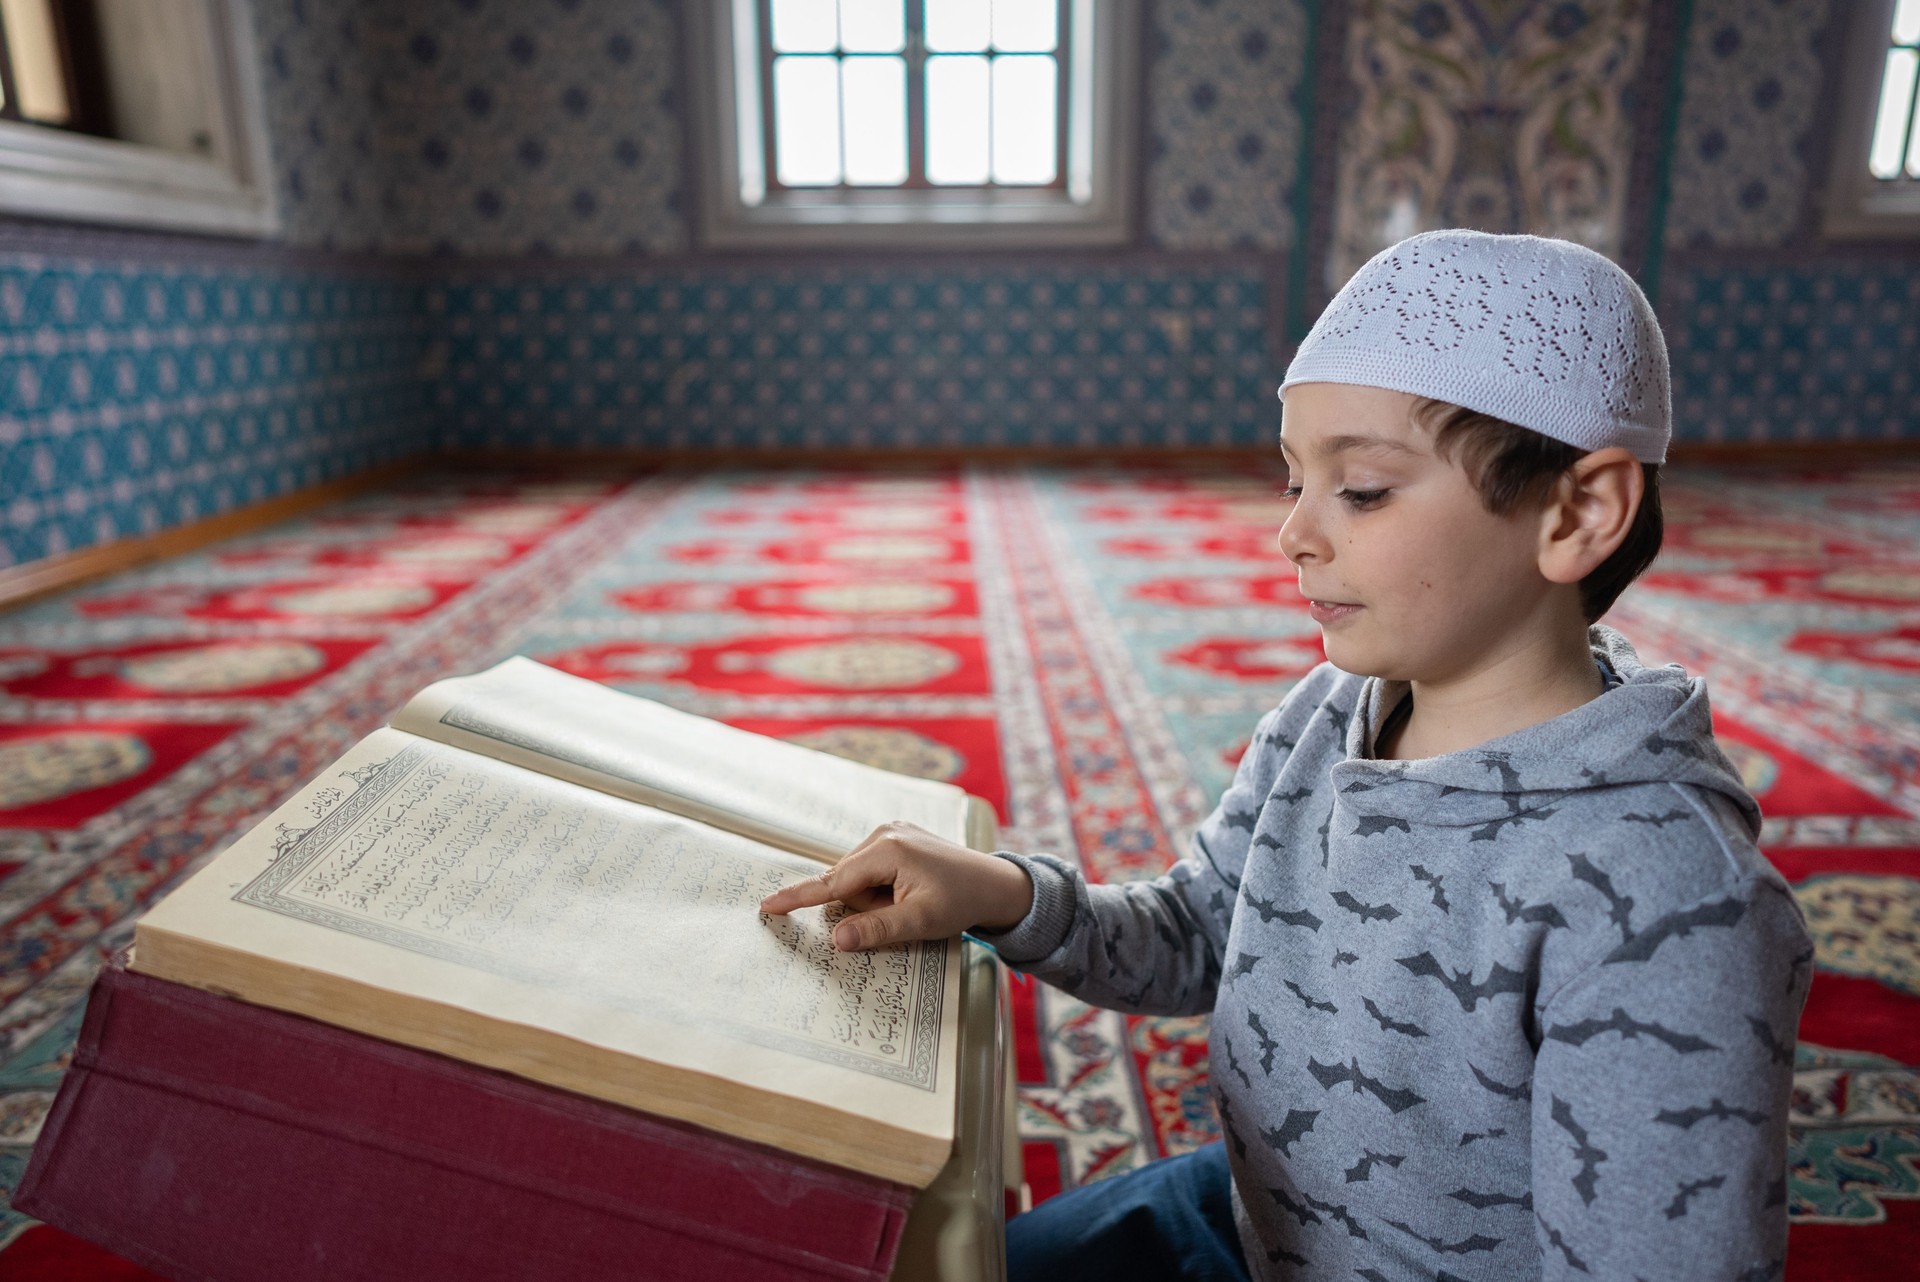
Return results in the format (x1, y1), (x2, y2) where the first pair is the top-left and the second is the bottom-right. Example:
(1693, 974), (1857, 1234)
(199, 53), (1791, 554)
(759, 869), (839, 916)
(759, 844), (902, 916)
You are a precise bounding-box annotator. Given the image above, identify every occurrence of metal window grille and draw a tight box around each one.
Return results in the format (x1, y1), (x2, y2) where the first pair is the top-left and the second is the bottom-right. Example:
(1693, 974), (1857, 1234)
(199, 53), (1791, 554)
(758, 0), (1071, 191)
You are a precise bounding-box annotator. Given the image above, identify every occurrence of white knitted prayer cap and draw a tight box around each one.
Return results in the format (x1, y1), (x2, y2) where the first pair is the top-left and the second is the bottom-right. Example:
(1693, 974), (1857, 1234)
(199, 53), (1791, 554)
(1279, 229), (1672, 463)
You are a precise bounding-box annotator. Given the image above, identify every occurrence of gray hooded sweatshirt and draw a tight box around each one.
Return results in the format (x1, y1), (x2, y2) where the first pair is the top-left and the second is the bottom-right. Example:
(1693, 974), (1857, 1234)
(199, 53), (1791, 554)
(979, 626), (1811, 1280)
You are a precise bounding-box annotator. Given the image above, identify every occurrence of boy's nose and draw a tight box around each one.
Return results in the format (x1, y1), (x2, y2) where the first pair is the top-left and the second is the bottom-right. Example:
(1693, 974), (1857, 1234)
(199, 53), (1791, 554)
(1277, 502), (1323, 566)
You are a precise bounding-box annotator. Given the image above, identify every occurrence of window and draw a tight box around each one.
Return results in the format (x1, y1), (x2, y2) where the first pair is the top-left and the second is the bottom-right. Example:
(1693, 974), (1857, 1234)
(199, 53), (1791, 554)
(1824, 0), (1920, 238)
(761, 0), (1065, 191)
(689, 0), (1139, 248)
(0, 0), (276, 236)
(1869, 0), (1920, 180)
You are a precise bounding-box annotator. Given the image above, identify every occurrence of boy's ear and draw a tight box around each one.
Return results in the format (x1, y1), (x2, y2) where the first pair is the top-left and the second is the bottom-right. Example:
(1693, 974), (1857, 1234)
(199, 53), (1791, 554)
(1537, 446), (1642, 585)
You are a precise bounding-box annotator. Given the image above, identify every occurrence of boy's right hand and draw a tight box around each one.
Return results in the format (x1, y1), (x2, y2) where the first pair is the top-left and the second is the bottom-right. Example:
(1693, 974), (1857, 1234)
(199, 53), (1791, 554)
(758, 820), (1035, 952)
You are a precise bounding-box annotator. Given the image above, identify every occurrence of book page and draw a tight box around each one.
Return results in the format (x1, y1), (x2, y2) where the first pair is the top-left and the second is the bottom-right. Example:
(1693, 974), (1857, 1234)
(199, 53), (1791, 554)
(135, 728), (959, 1156)
(390, 657), (973, 861)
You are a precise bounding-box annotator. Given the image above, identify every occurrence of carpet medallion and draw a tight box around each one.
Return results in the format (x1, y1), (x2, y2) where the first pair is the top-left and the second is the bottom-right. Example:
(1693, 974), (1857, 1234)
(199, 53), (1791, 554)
(0, 461), (1915, 1281)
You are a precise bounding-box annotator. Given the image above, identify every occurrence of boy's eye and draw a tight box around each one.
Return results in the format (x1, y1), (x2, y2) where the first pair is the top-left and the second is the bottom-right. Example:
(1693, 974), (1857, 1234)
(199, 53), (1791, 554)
(1279, 483), (1302, 500)
(1338, 488), (1389, 509)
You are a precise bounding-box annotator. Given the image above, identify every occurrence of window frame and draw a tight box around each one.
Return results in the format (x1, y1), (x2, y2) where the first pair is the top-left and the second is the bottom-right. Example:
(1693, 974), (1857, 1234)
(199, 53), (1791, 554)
(0, 0), (278, 237)
(688, 0), (1140, 249)
(1821, 0), (1920, 239)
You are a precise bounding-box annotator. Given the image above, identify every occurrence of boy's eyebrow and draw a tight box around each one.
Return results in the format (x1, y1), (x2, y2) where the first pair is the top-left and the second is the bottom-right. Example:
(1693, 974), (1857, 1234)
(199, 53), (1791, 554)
(1278, 432), (1421, 458)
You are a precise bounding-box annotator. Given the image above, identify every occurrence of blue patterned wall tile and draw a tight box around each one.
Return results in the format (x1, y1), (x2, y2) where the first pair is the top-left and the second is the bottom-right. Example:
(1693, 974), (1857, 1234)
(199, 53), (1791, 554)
(1665, 264), (1920, 443)
(0, 246), (428, 568)
(1663, 0), (1837, 249)
(255, 0), (686, 256)
(427, 264), (1278, 451)
(1146, 0), (1309, 250)
(252, 0), (392, 251)
(373, 0), (685, 256)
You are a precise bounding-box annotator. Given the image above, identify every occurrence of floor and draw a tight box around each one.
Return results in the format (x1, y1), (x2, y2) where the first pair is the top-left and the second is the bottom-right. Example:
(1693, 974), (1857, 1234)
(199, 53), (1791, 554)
(0, 458), (1915, 1279)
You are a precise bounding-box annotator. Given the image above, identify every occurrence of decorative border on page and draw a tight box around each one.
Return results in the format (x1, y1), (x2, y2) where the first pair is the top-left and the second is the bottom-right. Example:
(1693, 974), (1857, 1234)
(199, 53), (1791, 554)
(234, 744), (945, 1090)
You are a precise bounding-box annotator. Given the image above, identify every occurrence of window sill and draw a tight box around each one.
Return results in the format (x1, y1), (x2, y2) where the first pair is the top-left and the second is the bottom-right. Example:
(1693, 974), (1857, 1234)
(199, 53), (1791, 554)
(0, 120), (277, 237)
(1820, 184), (1920, 241)
(704, 187), (1132, 250)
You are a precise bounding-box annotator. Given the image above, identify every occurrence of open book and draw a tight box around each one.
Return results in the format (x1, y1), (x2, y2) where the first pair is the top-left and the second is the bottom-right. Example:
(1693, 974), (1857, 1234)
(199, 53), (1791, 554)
(132, 657), (996, 1187)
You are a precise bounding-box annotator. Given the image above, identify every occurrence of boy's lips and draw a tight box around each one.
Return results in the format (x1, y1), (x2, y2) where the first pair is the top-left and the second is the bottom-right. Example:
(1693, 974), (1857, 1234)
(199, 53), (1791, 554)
(1307, 598), (1362, 625)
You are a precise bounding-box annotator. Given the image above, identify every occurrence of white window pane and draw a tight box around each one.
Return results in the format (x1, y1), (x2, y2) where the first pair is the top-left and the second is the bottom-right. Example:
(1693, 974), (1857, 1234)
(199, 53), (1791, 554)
(841, 56), (908, 185)
(774, 56), (843, 185)
(1896, 0), (1920, 46)
(927, 55), (990, 185)
(839, 0), (903, 52)
(1871, 48), (1917, 179)
(992, 0), (1057, 52)
(771, 0), (838, 52)
(991, 55), (1056, 184)
(926, 0), (990, 52)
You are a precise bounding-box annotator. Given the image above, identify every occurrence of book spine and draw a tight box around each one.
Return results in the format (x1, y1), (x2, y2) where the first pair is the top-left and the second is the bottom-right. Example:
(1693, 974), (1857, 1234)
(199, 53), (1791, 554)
(17, 956), (914, 1282)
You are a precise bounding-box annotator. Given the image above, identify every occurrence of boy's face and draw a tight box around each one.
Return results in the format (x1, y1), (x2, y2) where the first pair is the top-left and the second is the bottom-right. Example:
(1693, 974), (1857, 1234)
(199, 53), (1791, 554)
(1277, 382), (1556, 684)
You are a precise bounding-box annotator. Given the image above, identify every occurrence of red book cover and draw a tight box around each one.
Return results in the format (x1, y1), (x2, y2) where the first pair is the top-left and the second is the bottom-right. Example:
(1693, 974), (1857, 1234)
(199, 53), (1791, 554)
(15, 953), (913, 1282)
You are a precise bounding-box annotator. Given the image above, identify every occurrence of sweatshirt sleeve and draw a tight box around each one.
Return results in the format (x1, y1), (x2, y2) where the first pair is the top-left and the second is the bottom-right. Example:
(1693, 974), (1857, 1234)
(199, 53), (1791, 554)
(1530, 877), (1812, 1281)
(967, 701), (1299, 1017)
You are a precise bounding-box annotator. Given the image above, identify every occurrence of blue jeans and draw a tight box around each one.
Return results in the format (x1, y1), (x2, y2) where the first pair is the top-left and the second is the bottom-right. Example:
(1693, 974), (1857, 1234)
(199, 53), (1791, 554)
(1008, 1142), (1250, 1282)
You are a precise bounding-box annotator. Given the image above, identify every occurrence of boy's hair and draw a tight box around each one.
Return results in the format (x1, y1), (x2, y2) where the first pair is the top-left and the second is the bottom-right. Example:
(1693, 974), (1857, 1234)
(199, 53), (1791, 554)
(1411, 397), (1662, 623)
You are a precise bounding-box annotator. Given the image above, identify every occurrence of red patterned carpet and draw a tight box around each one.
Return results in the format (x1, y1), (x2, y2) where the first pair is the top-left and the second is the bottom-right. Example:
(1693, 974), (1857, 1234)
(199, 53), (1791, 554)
(0, 461), (1916, 1280)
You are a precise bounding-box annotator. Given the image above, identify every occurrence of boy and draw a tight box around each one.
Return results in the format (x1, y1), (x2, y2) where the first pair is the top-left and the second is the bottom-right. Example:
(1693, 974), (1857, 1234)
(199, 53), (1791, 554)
(762, 229), (1811, 1280)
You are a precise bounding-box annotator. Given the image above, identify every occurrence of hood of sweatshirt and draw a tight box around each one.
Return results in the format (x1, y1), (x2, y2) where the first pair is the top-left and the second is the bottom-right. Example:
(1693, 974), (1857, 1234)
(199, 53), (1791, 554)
(1326, 624), (1762, 840)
